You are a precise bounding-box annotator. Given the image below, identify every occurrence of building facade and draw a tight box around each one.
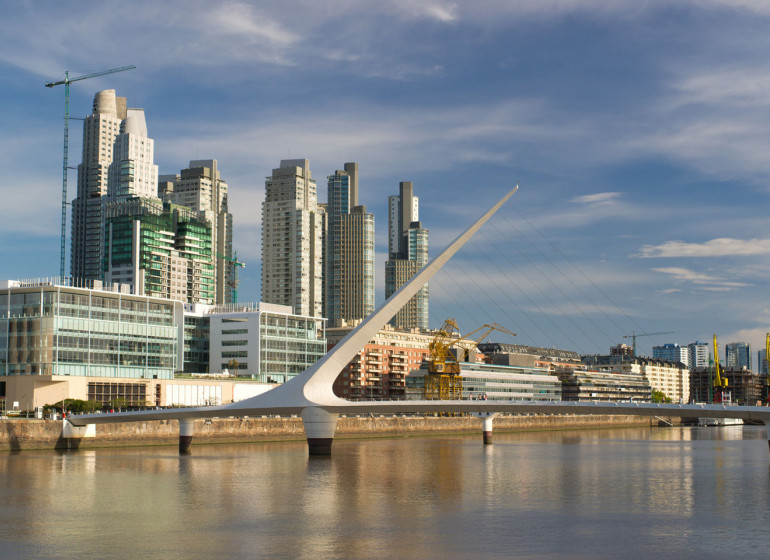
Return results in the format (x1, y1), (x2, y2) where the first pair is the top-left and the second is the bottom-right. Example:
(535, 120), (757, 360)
(262, 159), (324, 317)
(725, 342), (751, 369)
(687, 341), (709, 369)
(159, 160), (234, 304)
(71, 90), (158, 283)
(385, 181), (429, 329)
(103, 198), (215, 304)
(581, 355), (690, 403)
(0, 279), (181, 379)
(325, 163), (374, 324)
(652, 343), (689, 367)
(328, 325), (433, 400)
(207, 302), (326, 384)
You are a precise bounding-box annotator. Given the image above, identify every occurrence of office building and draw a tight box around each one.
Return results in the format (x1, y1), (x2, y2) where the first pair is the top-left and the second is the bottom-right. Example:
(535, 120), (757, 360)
(325, 163), (375, 324)
(159, 160), (234, 304)
(207, 302), (326, 383)
(262, 159), (324, 317)
(71, 90), (158, 282)
(725, 342), (751, 369)
(0, 278), (181, 379)
(652, 343), (689, 367)
(385, 181), (429, 329)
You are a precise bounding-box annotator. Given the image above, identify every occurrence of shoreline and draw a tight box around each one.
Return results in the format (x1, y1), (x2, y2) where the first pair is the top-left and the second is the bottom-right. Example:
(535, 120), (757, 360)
(0, 414), (679, 452)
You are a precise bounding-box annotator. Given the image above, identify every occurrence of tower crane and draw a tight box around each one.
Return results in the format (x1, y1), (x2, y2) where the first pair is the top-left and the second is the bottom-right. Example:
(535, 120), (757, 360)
(217, 251), (245, 303)
(622, 331), (674, 356)
(45, 65), (136, 279)
(425, 319), (516, 400)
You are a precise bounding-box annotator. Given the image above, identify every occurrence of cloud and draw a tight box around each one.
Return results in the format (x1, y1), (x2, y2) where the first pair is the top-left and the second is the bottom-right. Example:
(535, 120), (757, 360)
(571, 192), (621, 205)
(638, 238), (770, 258)
(652, 267), (748, 291)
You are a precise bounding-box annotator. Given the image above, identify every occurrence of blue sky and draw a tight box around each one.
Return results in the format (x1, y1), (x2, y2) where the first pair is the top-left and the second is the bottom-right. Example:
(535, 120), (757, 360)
(2, 0), (770, 358)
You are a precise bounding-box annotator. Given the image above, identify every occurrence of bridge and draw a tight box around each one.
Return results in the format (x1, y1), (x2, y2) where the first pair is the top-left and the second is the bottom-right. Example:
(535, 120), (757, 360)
(67, 186), (770, 455)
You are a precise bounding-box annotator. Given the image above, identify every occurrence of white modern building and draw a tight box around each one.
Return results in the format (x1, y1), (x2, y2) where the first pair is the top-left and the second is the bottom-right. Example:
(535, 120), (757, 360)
(207, 302), (326, 383)
(687, 341), (710, 369)
(262, 159), (324, 317)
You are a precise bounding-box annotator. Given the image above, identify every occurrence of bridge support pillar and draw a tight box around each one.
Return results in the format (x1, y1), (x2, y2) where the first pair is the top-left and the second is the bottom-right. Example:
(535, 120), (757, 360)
(179, 419), (194, 455)
(301, 407), (339, 456)
(474, 412), (500, 445)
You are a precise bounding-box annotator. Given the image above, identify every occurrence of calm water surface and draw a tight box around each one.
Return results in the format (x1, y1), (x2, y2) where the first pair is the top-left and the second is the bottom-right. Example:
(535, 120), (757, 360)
(1, 425), (769, 559)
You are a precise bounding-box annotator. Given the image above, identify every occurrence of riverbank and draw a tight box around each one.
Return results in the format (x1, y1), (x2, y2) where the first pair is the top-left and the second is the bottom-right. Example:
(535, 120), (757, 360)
(0, 413), (678, 451)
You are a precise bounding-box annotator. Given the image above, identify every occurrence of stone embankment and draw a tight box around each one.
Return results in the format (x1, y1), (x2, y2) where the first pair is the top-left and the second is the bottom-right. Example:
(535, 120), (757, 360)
(0, 414), (673, 451)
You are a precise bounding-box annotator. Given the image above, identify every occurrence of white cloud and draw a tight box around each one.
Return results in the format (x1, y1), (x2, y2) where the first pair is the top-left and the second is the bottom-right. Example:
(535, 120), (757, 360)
(639, 238), (770, 258)
(652, 267), (748, 291)
(571, 192), (621, 205)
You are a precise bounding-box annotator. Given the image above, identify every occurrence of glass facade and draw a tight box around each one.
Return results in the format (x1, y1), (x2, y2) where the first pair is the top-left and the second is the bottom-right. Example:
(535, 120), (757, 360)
(407, 362), (562, 401)
(0, 284), (178, 379)
(258, 313), (326, 383)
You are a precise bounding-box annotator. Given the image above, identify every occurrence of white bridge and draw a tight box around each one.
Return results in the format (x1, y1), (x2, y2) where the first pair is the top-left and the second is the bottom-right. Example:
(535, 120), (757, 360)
(68, 186), (770, 454)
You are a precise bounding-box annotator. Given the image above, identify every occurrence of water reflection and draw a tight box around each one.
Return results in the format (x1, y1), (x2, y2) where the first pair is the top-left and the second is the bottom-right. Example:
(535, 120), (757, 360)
(0, 426), (768, 559)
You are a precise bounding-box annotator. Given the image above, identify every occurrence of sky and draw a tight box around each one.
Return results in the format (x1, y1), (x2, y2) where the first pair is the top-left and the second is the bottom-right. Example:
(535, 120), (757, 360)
(2, 0), (770, 359)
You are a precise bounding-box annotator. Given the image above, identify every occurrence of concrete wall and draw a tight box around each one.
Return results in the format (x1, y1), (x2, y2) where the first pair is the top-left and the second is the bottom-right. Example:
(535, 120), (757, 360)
(0, 414), (660, 451)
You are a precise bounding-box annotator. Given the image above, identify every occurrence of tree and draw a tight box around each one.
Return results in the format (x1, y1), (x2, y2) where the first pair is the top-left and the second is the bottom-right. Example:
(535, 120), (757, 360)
(652, 390), (671, 404)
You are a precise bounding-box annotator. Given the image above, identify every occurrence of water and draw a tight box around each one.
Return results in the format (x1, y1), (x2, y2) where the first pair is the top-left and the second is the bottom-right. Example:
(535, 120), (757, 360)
(0, 425), (769, 559)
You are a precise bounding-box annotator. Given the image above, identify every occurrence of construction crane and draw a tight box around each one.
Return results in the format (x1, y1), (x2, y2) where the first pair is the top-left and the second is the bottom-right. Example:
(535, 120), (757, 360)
(424, 319), (516, 401)
(45, 65), (136, 279)
(711, 334), (729, 404)
(217, 251), (245, 303)
(622, 331), (674, 356)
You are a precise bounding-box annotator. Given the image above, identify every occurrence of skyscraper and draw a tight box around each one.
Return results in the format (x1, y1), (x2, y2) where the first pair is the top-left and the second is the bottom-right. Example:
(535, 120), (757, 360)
(103, 198), (214, 303)
(385, 181), (429, 329)
(725, 342), (751, 369)
(159, 160), (233, 304)
(262, 159), (324, 317)
(325, 163), (375, 324)
(70, 90), (158, 282)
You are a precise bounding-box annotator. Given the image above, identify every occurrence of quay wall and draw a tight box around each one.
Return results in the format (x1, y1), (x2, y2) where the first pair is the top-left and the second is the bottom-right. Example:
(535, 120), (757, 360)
(0, 414), (668, 451)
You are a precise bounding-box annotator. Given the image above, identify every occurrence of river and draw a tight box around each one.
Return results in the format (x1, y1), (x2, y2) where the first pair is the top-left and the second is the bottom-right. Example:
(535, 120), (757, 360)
(0, 425), (768, 559)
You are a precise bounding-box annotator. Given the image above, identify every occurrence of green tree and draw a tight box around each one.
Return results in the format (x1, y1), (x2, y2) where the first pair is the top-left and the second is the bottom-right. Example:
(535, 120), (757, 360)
(652, 390), (671, 403)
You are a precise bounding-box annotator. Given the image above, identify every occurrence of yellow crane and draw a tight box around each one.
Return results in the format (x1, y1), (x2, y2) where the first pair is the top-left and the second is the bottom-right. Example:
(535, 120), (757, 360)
(424, 319), (516, 400)
(712, 334), (728, 403)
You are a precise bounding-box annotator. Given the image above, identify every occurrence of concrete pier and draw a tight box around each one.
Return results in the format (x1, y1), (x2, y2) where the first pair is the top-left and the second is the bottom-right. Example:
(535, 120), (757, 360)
(479, 412), (500, 445)
(301, 407), (339, 455)
(179, 419), (194, 454)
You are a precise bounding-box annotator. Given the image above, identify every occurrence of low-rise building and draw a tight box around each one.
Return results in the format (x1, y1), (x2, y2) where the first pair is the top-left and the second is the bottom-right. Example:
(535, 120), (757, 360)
(207, 302), (326, 384)
(407, 361), (562, 401)
(555, 368), (651, 402)
(582, 355), (689, 403)
(328, 323), (433, 400)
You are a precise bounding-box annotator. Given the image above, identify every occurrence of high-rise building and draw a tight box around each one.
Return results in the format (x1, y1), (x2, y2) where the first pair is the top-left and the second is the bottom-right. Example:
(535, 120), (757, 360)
(385, 181), (429, 329)
(726, 342), (751, 369)
(687, 341), (709, 369)
(325, 163), (375, 324)
(71, 90), (158, 282)
(159, 160), (233, 304)
(261, 159), (324, 317)
(103, 198), (215, 303)
(652, 343), (689, 367)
